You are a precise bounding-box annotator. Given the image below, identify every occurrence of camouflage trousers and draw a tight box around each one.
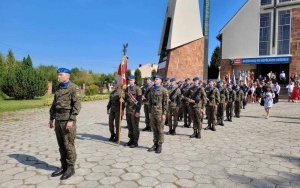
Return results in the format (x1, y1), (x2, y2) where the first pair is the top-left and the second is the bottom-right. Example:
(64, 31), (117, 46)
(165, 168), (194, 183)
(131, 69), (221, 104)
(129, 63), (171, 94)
(182, 102), (191, 125)
(126, 112), (140, 142)
(189, 106), (203, 130)
(234, 101), (242, 116)
(167, 106), (178, 129)
(109, 110), (121, 137)
(144, 104), (150, 129)
(151, 113), (164, 144)
(205, 105), (217, 126)
(217, 103), (226, 122)
(226, 102), (234, 119)
(55, 120), (77, 167)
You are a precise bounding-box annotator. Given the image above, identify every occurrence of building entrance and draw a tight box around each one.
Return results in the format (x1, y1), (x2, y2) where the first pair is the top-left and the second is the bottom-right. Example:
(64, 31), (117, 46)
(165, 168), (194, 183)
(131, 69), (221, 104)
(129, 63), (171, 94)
(256, 64), (289, 80)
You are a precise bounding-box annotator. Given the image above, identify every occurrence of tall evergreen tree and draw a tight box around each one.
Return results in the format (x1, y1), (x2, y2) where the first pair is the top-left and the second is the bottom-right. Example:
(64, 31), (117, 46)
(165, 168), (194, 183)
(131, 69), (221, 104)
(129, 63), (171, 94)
(134, 69), (142, 86)
(151, 69), (157, 77)
(208, 46), (221, 79)
(6, 49), (16, 66)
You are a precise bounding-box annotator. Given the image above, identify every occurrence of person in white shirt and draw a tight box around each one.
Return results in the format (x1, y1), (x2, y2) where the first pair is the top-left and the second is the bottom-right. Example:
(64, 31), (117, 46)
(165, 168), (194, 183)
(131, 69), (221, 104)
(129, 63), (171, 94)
(286, 81), (294, 102)
(280, 71), (286, 86)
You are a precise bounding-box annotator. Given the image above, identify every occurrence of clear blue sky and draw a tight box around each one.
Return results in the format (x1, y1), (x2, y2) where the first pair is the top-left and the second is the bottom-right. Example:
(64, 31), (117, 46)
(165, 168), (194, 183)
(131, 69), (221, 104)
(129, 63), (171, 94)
(0, 0), (246, 74)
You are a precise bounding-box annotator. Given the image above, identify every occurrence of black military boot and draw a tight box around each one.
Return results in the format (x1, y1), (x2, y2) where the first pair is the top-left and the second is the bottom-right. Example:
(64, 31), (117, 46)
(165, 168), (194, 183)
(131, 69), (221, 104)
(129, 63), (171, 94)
(187, 122), (191, 128)
(183, 123), (188, 128)
(147, 144), (158, 152)
(220, 120), (225, 126)
(172, 127), (176, 135)
(112, 136), (118, 142)
(155, 144), (162, 154)
(190, 129), (197, 138)
(204, 125), (211, 130)
(229, 117), (232, 122)
(212, 124), (216, 131)
(236, 114), (240, 118)
(51, 166), (67, 177)
(109, 134), (115, 141)
(60, 166), (75, 180)
(167, 127), (172, 135)
(130, 140), (138, 148)
(196, 130), (201, 139)
(123, 139), (133, 146)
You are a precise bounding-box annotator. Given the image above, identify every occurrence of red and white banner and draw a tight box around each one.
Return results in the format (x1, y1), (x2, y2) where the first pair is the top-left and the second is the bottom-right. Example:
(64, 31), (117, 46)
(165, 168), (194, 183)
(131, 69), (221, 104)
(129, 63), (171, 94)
(116, 55), (128, 86)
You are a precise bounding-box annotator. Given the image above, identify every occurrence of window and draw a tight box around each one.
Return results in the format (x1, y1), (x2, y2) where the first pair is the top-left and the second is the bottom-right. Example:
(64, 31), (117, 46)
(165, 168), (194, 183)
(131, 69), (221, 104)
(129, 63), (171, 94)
(261, 0), (272, 5)
(259, 13), (271, 55)
(278, 10), (290, 55)
(279, 0), (291, 3)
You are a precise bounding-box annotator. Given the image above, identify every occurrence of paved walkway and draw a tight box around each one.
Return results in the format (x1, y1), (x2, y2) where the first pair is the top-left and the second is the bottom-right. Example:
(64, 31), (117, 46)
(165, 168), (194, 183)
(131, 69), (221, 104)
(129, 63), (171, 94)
(0, 99), (299, 188)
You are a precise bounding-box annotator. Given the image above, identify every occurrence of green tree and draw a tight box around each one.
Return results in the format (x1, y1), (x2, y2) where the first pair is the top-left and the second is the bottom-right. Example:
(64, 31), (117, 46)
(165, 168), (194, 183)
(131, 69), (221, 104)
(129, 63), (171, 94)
(1, 56), (48, 99)
(208, 46), (221, 79)
(6, 49), (17, 66)
(151, 69), (157, 77)
(134, 68), (142, 86)
(36, 65), (58, 92)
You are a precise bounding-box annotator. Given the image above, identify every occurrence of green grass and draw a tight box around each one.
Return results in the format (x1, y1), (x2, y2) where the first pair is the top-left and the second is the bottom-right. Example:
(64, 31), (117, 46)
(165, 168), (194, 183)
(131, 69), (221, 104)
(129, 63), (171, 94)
(0, 95), (54, 113)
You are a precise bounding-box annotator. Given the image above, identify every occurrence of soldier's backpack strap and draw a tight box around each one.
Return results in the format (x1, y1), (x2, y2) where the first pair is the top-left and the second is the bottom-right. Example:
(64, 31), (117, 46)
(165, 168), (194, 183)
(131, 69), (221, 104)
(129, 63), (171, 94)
(169, 88), (178, 99)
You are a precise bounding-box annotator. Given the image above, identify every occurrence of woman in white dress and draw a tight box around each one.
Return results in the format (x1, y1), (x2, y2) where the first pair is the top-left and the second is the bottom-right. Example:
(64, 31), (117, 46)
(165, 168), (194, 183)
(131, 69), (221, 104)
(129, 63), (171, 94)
(264, 86), (275, 119)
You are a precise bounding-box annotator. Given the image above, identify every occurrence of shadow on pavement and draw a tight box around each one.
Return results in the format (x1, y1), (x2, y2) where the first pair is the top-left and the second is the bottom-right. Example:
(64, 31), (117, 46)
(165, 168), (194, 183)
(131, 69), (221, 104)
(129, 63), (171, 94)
(94, 123), (109, 126)
(272, 121), (300, 124)
(8, 154), (57, 171)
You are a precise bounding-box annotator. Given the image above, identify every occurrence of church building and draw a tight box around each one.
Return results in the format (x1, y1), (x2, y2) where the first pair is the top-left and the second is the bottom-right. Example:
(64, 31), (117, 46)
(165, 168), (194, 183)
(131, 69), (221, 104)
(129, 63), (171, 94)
(218, 0), (300, 82)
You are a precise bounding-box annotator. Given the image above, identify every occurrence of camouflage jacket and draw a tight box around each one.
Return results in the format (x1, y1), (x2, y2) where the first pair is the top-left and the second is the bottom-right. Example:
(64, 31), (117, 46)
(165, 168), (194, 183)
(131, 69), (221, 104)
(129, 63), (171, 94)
(205, 87), (220, 106)
(142, 84), (152, 105)
(49, 81), (81, 121)
(181, 84), (190, 103)
(235, 90), (244, 102)
(219, 87), (229, 103)
(125, 85), (142, 113)
(149, 85), (169, 115)
(167, 86), (181, 107)
(107, 89), (125, 113)
(227, 89), (237, 103)
(186, 86), (206, 108)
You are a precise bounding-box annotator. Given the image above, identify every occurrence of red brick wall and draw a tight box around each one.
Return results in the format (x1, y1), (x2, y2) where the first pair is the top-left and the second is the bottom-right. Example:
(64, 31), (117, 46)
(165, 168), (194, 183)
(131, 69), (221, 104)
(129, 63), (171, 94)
(220, 59), (232, 81)
(158, 38), (205, 81)
(291, 8), (300, 76)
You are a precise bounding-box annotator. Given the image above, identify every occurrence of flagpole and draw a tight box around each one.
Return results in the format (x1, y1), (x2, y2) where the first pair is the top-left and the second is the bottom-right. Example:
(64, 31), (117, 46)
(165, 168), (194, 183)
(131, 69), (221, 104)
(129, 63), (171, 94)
(118, 89), (123, 145)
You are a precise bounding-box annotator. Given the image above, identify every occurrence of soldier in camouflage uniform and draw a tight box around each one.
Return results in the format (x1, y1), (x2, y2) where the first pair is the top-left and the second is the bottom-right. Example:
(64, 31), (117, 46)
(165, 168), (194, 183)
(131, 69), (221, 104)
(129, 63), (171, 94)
(123, 75), (142, 148)
(177, 81), (183, 122)
(107, 85), (125, 142)
(181, 78), (192, 128)
(234, 85), (244, 118)
(49, 68), (81, 180)
(226, 83), (236, 122)
(216, 80), (229, 126)
(166, 78), (181, 135)
(186, 77), (206, 138)
(141, 77), (153, 132)
(204, 79), (220, 131)
(148, 75), (169, 153)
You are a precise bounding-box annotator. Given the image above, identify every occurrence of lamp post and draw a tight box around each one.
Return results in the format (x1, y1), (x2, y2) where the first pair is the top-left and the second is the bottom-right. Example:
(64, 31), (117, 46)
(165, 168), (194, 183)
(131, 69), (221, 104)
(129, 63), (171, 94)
(218, 66), (221, 80)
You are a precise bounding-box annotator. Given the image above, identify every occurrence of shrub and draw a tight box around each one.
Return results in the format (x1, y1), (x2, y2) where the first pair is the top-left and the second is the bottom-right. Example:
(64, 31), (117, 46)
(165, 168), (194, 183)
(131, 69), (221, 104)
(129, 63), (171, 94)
(85, 84), (99, 96)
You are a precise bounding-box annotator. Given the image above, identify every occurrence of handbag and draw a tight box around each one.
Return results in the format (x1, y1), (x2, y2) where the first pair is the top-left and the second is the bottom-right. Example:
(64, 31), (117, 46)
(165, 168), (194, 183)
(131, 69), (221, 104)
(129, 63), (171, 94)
(260, 98), (265, 106)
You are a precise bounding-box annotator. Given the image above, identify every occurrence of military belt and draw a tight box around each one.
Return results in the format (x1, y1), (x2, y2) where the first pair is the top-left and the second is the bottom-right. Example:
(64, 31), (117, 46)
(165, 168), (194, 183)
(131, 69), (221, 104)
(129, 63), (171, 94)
(56, 109), (71, 113)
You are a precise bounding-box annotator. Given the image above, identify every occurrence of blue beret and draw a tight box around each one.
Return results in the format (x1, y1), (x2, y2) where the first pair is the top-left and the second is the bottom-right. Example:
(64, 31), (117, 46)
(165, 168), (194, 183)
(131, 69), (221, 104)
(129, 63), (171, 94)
(185, 78), (190, 81)
(154, 74), (162, 80)
(127, 75), (135, 80)
(193, 77), (200, 81)
(147, 77), (153, 81)
(178, 81), (183, 85)
(207, 79), (213, 82)
(170, 78), (176, 82)
(57, 68), (71, 74)
(217, 80), (224, 83)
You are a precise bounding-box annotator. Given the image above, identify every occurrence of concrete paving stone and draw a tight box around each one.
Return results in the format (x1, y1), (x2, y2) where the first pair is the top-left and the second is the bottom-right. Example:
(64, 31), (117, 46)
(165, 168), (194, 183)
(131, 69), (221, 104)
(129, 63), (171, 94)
(86, 156), (103, 162)
(243, 156), (260, 162)
(235, 183), (257, 188)
(36, 180), (60, 188)
(0, 163), (16, 171)
(24, 175), (48, 184)
(229, 175), (251, 184)
(261, 158), (280, 165)
(0, 174), (13, 184)
(98, 159), (115, 166)
(256, 167), (279, 176)
(78, 162), (98, 168)
(128, 159), (145, 166)
(85, 172), (106, 180)
(269, 164), (291, 173)
(144, 156), (161, 164)
(280, 161), (300, 169)
(111, 162), (130, 169)
(126, 165), (144, 173)
(99, 176), (121, 185)
(175, 179), (197, 187)
(143, 163), (161, 170)
(76, 180), (99, 188)
(174, 164), (192, 171)
(137, 177), (159, 186)
(141, 169), (160, 177)
(225, 167), (245, 176)
(158, 160), (176, 168)
(213, 178), (237, 188)
(156, 174), (178, 183)
(115, 156), (131, 163)
(92, 165), (111, 172)
(157, 167), (177, 174)
(130, 154), (148, 160)
(265, 175), (291, 186)
(60, 175), (84, 185)
(291, 181), (300, 188)
(278, 172), (300, 181)
(115, 180), (139, 188)
(218, 160), (238, 168)
(291, 168), (300, 174)
(237, 164), (256, 172)
(121, 172), (141, 180)
(13, 171), (36, 179)
(188, 161), (206, 168)
(18, 185), (35, 188)
(251, 179), (276, 188)
(0, 180), (23, 188)
(155, 182), (178, 188)
(173, 158), (190, 165)
(243, 171), (265, 179)
(105, 169), (125, 176)
(174, 170), (194, 179)
(194, 174), (214, 184)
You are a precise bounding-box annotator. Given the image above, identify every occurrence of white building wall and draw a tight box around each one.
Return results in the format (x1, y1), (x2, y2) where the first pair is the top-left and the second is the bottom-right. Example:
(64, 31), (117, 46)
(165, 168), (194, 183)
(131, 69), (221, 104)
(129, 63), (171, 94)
(220, 0), (260, 59)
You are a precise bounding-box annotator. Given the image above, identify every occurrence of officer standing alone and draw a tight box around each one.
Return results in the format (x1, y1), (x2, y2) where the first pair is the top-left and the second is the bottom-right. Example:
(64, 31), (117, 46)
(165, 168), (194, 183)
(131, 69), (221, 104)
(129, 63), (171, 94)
(49, 68), (81, 180)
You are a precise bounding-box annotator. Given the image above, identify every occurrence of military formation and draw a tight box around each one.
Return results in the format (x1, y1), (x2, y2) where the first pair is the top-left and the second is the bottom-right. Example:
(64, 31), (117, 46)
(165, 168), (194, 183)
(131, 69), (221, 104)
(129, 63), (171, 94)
(107, 74), (248, 154)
